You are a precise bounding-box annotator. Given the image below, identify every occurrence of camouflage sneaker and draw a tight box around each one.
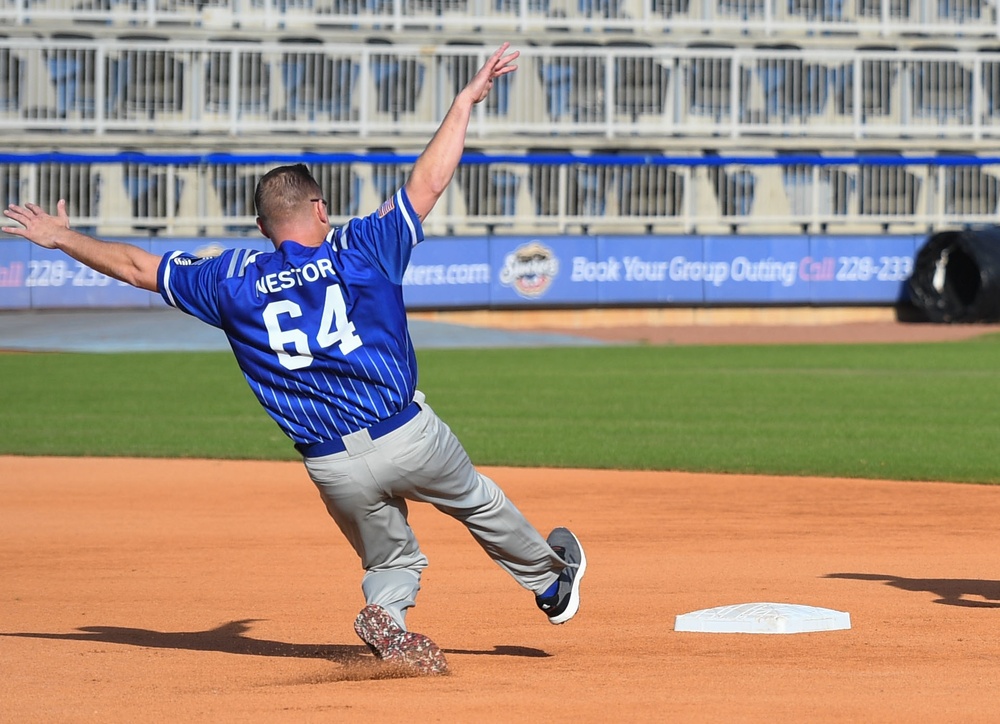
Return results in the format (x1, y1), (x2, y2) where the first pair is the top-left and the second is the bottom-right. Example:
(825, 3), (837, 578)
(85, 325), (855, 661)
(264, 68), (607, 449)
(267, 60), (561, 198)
(353, 604), (449, 675)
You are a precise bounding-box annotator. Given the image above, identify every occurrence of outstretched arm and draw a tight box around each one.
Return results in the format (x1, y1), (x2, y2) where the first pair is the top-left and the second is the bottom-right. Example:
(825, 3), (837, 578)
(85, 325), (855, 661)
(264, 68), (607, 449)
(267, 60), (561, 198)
(3, 200), (161, 292)
(404, 42), (519, 221)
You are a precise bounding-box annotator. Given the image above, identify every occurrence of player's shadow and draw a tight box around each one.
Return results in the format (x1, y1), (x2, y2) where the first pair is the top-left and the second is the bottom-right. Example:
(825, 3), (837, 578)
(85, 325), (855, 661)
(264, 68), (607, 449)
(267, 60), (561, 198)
(0, 619), (364, 662)
(0, 619), (550, 661)
(825, 573), (1000, 608)
(446, 645), (550, 657)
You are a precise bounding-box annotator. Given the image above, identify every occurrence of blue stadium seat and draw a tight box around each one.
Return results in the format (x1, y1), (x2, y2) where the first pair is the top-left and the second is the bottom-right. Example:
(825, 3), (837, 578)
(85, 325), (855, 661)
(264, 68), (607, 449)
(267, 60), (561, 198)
(113, 34), (185, 120)
(456, 153), (521, 218)
(574, 165), (606, 217)
(857, 152), (920, 217)
(726, 169), (756, 217)
(578, 0), (622, 18)
(0, 163), (20, 208)
(35, 162), (100, 235)
(309, 162), (362, 218)
(537, 41), (604, 123)
(937, 0), (981, 20)
(779, 155), (854, 220)
(539, 58), (575, 120)
(615, 150), (684, 218)
(687, 43), (751, 123)
(408, 0), (470, 14)
(832, 48), (898, 120)
(367, 38), (425, 121)
(981, 48), (1000, 123)
(911, 47), (973, 124)
(205, 38), (270, 117)
(756, 45), (830, 121)
(280, 36), (360, 122)
(707, 155), (756, 217)
(717, 0), (766, 19)
(0, 36), (22, 113)
(608, 41), (670, 122)
(370, 155), (407, 201)
(494, 0), (549, 12)
(856, 0), (911, 17)
(122, 161), (184, 232)
(210, 167), (258, 233)
(786, 0), (845, 19)
(652, 0), (691, 18)
(941, 156), (999, 216)
(44, 33), (96, 119)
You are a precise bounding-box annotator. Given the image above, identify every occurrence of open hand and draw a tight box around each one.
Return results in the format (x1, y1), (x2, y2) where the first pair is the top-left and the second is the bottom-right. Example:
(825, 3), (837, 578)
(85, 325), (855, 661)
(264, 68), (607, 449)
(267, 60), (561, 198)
(3, 200), (71, 248)
(466, 43), (519, 105)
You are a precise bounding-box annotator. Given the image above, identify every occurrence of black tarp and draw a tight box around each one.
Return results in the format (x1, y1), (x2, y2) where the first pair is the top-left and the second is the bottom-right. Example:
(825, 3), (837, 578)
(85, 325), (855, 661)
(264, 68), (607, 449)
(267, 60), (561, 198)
(907, 227), (1000, 323)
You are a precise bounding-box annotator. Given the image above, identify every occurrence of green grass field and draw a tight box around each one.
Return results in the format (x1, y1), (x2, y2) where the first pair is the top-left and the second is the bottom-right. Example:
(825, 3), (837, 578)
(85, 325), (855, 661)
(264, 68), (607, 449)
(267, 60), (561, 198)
(2, 337), (999, 483)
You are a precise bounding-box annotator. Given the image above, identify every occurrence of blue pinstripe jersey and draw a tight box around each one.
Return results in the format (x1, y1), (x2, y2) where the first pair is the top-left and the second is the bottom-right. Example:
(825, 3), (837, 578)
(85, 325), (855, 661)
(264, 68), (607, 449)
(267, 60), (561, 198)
(157, 188), (422, 448)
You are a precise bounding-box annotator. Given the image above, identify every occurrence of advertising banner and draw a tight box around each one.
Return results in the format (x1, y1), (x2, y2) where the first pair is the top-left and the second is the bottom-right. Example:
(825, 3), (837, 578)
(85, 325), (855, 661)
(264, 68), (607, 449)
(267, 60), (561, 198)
(596, 235), (705, 304)
(4, 233), (925, 311)
(0, 241), (30, 310)
(490, 236), (598, 306)
(806, 234), (922, 304)
(402, 237), (491, 308)
(28, 243), (153, 308)
(702, 235), (812, 304)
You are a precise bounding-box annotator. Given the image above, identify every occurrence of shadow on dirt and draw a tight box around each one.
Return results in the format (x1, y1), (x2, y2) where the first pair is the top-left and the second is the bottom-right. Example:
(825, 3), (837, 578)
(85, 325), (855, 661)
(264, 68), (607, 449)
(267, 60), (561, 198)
(825, 572), (1000, 608)
(0, 618), (551, 680)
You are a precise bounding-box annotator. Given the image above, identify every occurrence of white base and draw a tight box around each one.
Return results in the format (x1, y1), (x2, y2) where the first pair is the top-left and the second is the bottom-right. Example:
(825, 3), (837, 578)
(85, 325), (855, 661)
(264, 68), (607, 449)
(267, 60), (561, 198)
(674, 602), (851, 634)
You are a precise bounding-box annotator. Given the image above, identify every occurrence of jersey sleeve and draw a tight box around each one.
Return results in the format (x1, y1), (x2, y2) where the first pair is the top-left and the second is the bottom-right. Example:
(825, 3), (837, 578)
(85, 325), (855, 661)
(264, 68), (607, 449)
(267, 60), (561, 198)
(157, 250), (231, 328)
(331, 186), (424, 285)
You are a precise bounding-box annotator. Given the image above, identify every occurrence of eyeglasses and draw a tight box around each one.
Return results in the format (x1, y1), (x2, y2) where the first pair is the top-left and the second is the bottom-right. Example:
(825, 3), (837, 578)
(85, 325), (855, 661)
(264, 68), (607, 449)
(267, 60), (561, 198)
(310, 198), (328, 208)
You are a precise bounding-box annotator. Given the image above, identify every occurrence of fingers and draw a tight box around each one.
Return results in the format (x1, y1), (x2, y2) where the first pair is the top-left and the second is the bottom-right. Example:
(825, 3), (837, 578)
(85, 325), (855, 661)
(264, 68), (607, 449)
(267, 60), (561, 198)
(487, 43), (519, 77)
(4, 201), (54, 217)
(3, 204), (26, 224)
(489, 42), (510, 62)
(1, 208), (27, 236)
(3, 201), (56, 230)
(4, 203), (32, 224)
(5, 202), (44, 217)
(56, 198), (70, 227)
(3, 201), (62, 241)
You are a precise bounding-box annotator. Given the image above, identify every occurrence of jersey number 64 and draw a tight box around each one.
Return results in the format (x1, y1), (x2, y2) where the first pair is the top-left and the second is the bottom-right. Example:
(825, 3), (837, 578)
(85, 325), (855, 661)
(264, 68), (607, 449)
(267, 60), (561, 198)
(262, 283), (363, 370)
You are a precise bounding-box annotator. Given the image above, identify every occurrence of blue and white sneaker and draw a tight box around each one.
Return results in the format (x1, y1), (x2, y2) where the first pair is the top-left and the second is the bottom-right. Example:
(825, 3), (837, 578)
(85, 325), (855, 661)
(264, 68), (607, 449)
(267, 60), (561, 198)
(535, 527), (586, 625)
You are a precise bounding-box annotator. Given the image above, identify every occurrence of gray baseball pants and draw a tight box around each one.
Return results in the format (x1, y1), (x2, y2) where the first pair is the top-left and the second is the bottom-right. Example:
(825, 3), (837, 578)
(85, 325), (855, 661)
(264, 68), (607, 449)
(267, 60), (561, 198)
(303, 391), (565, 630)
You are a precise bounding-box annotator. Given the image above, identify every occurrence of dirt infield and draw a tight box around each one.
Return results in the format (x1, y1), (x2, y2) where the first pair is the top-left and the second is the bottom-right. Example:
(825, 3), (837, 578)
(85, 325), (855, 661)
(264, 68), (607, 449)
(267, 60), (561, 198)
(4, 456), (1000, 723)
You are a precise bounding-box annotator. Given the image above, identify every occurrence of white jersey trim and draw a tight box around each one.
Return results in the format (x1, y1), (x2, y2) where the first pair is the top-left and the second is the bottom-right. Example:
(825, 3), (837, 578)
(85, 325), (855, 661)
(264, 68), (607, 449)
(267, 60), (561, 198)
(396, 188), (419, 247)
(239, 251), (260, 277)
(161, 250), (184, 308)
(225, 248), (242, 278)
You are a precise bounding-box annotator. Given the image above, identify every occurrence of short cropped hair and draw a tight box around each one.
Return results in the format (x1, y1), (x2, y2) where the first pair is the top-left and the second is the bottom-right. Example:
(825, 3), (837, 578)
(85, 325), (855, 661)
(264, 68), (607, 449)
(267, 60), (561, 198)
(254, 164), (323, 227)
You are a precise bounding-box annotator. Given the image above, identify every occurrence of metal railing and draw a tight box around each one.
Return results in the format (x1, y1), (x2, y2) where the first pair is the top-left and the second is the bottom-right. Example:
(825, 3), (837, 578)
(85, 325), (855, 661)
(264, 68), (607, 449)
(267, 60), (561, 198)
(1, 0), (997, 38)
(1, 37), (1000, 143)
(1, 151), (997, 236)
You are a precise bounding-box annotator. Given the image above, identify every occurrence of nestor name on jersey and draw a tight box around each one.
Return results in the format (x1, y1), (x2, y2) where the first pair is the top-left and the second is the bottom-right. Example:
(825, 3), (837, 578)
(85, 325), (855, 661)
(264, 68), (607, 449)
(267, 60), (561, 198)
(255, 258), (337, 295)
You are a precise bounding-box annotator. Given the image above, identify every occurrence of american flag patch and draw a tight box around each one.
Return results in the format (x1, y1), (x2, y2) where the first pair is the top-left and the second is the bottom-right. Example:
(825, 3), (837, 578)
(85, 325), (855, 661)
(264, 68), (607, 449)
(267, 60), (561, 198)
(377, 197), (395, 218)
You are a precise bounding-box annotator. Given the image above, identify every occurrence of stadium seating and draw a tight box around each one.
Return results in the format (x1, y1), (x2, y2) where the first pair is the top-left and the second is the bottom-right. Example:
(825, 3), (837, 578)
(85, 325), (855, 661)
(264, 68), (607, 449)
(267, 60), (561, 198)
(0, 36), (23, 114)
(1, 0), (997, 234)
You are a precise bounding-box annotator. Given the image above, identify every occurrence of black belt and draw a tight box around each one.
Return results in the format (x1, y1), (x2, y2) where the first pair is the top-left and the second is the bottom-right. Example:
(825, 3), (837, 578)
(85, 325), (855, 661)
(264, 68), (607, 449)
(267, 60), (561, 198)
(295, 401), (421, 458)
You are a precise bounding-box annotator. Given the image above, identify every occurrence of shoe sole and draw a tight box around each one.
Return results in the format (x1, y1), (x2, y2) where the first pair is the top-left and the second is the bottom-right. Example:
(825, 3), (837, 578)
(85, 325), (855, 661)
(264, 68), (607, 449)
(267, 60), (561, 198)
(354, 604), (449, 675)
(548, 529), (587, 625)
